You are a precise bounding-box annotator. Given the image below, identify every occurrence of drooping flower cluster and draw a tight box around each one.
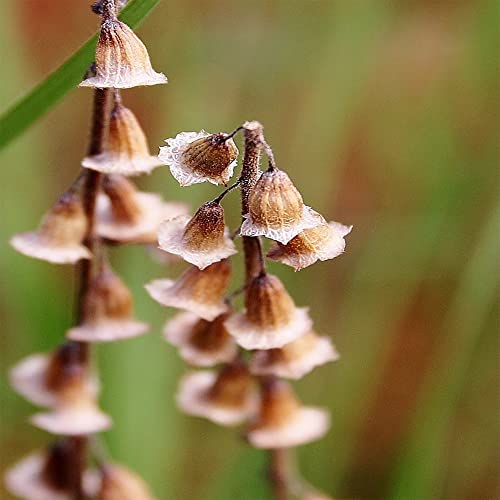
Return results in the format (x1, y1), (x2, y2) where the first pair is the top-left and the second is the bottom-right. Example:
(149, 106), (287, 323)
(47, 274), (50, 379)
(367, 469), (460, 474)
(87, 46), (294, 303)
(148, 120), (351, 493)
(6, 1), (166, 497)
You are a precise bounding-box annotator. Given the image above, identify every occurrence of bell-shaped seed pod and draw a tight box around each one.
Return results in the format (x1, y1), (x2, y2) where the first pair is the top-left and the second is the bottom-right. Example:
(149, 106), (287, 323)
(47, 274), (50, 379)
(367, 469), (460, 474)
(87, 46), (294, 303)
(145, 259), (231, 321)
(267, 221), (353, 271)
(80, 14), (167, 89)
(158, 201), (237, 269)
(176, 363), (258, 427)
(249, 331), (339, 380)
(159, 131), (239, 186)
(67, 265), (149, 342)
(247, 379), (330, 449)
(10, 190), (91, 264)
(5, 438), (99, 500)
(9, 342), (98, 408)
(224, 273), (312, 350)
(96, 175), (188, 244)
(96, 465), (157, 500)
(164, 312), (237, 367)
(240, 169), (323, 244)
(30, 346), (111, 435)
(82, 103), (161, 176)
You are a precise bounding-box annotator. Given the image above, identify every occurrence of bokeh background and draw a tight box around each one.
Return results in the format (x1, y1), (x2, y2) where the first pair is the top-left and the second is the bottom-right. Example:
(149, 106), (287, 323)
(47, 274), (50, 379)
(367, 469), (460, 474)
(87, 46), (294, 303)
(1, 1), (498, 499)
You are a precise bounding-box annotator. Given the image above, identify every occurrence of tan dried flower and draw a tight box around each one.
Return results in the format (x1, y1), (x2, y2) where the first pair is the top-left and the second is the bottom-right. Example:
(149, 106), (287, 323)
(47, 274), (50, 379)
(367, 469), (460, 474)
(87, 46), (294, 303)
(157, 201), (237, 269)
(10, 189), (91, 264)
(82, 102), (161, 176)
(164, 312), (237, 367)
(80, 16), (167, 89)
(247, 379), (330, 449)
(224, 273), (312, 350)
(176, 363), (257, 426)
(159, 131), (239, 186)
(97, 465), (157, 500)
(67, 266), (148, 342)
(240, 169), (323, 244)
(9, 343), (98, 408)
(145, 259), (231, 321)
(267, 221), (353, 271)
(96, 175), (188, 244)
(249, 331), (339, 379)
(5, 440), (98, 500)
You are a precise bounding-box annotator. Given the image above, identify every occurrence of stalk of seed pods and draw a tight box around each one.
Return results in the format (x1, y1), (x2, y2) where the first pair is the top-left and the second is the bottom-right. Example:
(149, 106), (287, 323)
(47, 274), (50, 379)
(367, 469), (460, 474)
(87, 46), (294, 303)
(151, 121), (352, 499)
(5, 1), (175, 498)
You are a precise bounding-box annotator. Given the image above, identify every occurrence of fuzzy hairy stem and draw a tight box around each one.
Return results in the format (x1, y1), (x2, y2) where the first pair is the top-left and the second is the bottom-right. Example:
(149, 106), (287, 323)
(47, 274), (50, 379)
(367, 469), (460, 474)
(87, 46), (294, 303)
(240, 121), (265, 284)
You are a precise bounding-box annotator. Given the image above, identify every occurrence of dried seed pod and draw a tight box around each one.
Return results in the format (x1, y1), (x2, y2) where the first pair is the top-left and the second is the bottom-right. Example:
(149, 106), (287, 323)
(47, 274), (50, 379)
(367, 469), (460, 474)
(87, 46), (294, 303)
(5, 439), (98, 500)
(9, 343), (98, 408)
(158, 201), (237, 269)
(10, 190), (91, 264)
(176, 363), (258, 426)
(240, 169), (323, 244)
(82, 103), (161, 176)
(267, 221), (353, 271)
(159, 131), (239, 186)
(67, 265), (149, 342)
(80, 16), (167, 89)
(164, 312), (237, 367)
(247, 379), (330, 449)
(249, 331), (339, 380)
(145, 259), (231, 321)
(224, 273), (312, 350)
(97, 465), (157, 500)
(96, 175), (188, 244)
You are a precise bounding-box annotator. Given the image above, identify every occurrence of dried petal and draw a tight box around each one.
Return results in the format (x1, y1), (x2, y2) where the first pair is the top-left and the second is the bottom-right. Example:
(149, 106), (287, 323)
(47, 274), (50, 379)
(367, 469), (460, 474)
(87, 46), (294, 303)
(240, 169), (323, 244)
(225, 273), (312, 349)
(249, 331), (339, 379)
(267, 221), (352, 270)
(158, 201), (237, 269)
(10, 190), (91, 264)
(164, 312), (237, 367)
(159, 131), (238, 186)
(82, 103), (161, 175)
(145, 260), (231, 321)
(80, 18), (167, 88)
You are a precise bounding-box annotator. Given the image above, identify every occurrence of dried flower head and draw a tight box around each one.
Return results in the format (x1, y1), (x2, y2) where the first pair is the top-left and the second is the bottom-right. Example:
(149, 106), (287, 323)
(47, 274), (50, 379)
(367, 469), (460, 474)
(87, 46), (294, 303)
(158, 201), (237, 269)
(164, 312), (237, 367)
(80, 13), (167, 89)
(5, 440), (97, 500)
(240, 169), (323, 244)
(267, 220), (353, 271)
(159, 131), (239, 186)
(96, 175), (188, 244)
(225, 273), (312, 350)
(177, 363), (257, 426)
(67, 266), (148, 342)
(10, 189), (91, 264)
(145, 259), (231, 321)
(9, 343), (98, 408)
(82, 102), (161, 176)
(249, 331), (339, 379)
(247, 379), (330, 449)
(97, 465), (157, 500)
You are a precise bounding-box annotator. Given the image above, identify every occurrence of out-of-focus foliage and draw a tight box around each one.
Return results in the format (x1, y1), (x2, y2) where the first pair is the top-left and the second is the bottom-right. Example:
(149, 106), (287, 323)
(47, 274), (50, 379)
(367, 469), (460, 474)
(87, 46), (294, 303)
(0, 1), (498, 499)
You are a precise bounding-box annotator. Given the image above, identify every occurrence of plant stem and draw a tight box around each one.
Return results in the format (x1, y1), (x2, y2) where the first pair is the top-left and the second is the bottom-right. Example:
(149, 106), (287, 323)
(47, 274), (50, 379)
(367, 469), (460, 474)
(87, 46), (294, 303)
(239, 121), (265, 284)
(240, 122), (289, 499)
(72, 87), (112, 499)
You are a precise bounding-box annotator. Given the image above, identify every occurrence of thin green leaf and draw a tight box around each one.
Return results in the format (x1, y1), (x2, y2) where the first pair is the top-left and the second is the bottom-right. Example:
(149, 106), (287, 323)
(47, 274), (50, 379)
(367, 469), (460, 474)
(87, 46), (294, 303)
(0, 0), (161, 150)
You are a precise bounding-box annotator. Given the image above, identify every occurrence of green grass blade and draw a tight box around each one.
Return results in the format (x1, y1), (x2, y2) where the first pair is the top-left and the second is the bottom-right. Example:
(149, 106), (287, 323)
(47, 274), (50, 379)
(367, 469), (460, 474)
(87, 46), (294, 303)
(0, 0), (160, 150)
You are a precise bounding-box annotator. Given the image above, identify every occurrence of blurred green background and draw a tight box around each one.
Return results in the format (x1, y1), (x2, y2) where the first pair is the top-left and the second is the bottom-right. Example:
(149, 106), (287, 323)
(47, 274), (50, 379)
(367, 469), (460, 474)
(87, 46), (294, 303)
(1, 1), (499, 499)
